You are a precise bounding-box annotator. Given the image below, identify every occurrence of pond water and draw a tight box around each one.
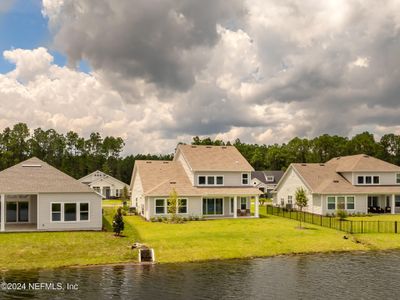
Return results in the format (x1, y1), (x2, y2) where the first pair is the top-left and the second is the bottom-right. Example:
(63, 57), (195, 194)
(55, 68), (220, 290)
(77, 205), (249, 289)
(1, 251), (400, 299)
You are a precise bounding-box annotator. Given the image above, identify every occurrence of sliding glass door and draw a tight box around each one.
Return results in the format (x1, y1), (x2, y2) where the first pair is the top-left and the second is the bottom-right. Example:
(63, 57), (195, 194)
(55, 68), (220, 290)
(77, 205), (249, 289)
(202, 198), (223, 215)
(6, 202), (29, 223)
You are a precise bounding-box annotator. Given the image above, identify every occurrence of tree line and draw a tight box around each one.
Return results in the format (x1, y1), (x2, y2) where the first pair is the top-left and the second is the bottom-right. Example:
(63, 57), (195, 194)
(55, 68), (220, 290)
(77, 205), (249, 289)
(1, 123), (400, 184)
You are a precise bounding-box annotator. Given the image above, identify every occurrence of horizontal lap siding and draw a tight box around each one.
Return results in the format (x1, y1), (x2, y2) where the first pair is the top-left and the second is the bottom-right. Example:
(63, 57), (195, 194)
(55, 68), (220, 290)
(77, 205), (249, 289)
(37, 193), (102, 231)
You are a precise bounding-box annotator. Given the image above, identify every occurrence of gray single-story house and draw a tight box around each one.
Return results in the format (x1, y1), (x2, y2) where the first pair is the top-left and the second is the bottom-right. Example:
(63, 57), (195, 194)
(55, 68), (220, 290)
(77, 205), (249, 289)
(0, 157), (102, 232)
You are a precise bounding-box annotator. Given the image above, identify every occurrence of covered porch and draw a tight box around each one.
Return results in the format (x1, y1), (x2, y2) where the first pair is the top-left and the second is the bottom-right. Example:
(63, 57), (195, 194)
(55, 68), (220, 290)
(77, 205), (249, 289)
(0, 194), (38, 232)
(367, 194), (400, 214)
(202, 195), (260, 218)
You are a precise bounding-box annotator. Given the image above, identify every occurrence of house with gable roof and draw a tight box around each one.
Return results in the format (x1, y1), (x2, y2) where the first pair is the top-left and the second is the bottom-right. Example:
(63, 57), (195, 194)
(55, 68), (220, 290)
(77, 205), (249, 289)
(130, 144), (262, 220)
(274, 154), (400, 215)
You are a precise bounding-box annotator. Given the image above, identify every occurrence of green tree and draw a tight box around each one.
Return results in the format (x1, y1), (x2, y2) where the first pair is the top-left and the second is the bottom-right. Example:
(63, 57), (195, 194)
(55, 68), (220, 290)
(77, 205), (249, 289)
(295, 187), (308, 228)
(112, 207), (125, 236)
(121, 186), (129, 200)
(167, 188), (179, 216)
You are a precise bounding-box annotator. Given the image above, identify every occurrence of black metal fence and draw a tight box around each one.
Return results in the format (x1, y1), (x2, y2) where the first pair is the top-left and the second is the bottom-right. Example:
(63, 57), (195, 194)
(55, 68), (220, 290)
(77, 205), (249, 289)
(266, 206), (399, 234)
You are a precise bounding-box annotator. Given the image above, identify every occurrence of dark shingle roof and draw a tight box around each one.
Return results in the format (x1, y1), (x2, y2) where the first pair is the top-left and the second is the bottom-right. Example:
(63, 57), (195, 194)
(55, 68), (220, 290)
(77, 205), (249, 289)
(251, 171), (284, 184)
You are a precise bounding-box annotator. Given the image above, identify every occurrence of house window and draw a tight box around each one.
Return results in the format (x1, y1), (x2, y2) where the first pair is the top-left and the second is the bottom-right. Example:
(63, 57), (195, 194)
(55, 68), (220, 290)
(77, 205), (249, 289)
(64, 203), (77, 221)
(347, 197), (355, 210)
(368, 196), (378, 207)
(116, 189), (120, 197)
(240, 197), (247, 210)
(51, 203), (61, 222)
(198, 175), (224, 186)
(203, 198), (223, 215)
(266, 176), (274, 182)
(327, 197), (336, 210)
(288, 195), (293, 204)
(198, 176), (206, 185)
(358, 175), (380, 185)
(242, 173), (249, 185)
(397, 174), (400, 184)
(337, 197), (345, 210)
(93, 187), (100, 193)
(178, 199), (188, 214)
(155, 199), (165, 214)
(80, 203), (89, 221)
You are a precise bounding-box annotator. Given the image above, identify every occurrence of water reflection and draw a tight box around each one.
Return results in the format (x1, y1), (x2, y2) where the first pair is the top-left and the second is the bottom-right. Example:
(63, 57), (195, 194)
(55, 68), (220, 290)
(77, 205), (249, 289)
(1, 251), (400, 299)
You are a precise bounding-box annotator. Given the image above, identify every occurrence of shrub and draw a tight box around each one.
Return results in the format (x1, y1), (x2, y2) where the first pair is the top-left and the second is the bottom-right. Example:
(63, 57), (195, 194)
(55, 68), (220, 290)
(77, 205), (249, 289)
(157, 217), (163, 222)
(112, 207), (125, 236)
(337, 209), (348, 220)
(150, 217), (157, 222)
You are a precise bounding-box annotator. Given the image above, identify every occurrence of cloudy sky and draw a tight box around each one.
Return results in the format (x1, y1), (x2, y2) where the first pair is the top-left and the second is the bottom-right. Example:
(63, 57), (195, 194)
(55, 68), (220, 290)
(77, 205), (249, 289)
(1, 0), (400, 154)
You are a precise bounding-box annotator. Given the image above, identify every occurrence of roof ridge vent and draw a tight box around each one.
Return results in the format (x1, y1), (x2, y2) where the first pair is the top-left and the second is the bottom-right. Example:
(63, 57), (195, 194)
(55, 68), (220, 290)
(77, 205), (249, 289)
(162, 161), (169, 164)
(301, 163), (307, 166)
(206, 146), (212, 148)
(22, 164), (42, 168)
(333, 180), (339, 183)
(169, 181), (176, 184)
(191, 145), (197, 148)
(363, 155), (369, 158)
(146, 161), (152, 164)
(222, 146), (227, 149)
(319, 163), (325, 166)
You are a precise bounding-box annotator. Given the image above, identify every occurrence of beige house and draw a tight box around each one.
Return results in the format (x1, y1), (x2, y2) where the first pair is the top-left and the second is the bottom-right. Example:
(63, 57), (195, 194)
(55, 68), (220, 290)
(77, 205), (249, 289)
(130, 145), (262, 220)
(0, 157), (102, 232)
(251, 171), (284, 198)
(274, 154), (400, 215)
(79, 170), (130, 199)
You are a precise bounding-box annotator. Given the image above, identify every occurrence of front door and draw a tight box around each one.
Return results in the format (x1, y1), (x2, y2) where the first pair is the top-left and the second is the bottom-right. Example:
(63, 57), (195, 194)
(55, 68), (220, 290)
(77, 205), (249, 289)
(6, 201), (29, 223)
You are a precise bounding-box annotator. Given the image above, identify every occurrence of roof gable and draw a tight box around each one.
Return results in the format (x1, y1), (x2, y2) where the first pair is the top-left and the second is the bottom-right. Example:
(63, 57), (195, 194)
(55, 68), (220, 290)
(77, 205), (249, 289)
(175, 144), (254, 172)
(0, 157), (95, 194)
(326, 154), (400, 172)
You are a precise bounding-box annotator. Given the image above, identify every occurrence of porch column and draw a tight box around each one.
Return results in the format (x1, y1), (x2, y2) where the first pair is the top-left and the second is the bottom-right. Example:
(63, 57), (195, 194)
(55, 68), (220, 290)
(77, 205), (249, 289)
(255, 195), (259, 218)
(392, 194), (396, 215)
(1, 194), (5, 232)
(233, 196), (238, 218)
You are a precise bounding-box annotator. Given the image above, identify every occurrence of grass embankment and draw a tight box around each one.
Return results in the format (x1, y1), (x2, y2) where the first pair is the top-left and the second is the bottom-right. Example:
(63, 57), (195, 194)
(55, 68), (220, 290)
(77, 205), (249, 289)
(2, 206), (400, 271)
(102, 199), (124, 207)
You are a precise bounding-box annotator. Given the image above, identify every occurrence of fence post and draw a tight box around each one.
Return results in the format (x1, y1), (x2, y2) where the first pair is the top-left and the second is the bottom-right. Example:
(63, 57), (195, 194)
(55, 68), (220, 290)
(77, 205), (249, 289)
(320, 215), (322, 226)
(350, 221), (353, 234)
(378, 221), (380, 233)
(340, 220), (342, 231)
(329, 217), (332, 228)
(361, 220), (364, 234)
(290, 210), (291, 219)
(396, 221), (398, 234)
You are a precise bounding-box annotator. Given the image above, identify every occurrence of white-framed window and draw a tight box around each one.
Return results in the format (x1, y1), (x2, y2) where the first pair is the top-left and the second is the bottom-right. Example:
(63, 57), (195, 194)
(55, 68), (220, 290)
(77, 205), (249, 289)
(64, 203), (77, 221)
(178, 199), (188, 214)
(155, 199), (165, 214)
(327, 196), (355, 210)
(51, 202), (90, 222)
(240, 197), (247, 210)
(198, 176), (206, 185)
(347, 197), (355, 210)
(155, 198), (188, 214)
(51, 203), (62, 222)
(197, 175), (224, 186)
(288, 195), (293, 204)
(266, 176), (274, 182)
(357, 175), (380, 185)
(242, 173), (249, 185)
(80, 203), (89, 221)
(93, 187), (100, 193)
(396, 173), (400, 184)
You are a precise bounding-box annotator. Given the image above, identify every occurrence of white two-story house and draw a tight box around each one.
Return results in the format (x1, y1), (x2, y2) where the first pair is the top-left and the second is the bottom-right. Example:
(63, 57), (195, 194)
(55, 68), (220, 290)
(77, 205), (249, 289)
(130, 144), (262, 220)
(274, 154), (400, 215)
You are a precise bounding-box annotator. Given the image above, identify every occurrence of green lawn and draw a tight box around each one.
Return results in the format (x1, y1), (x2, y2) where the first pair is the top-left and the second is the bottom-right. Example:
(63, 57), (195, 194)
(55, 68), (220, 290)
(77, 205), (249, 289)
(348, 214), (400, 221)
(102, 199), (125, 207)
(1, 207), (400, 271)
